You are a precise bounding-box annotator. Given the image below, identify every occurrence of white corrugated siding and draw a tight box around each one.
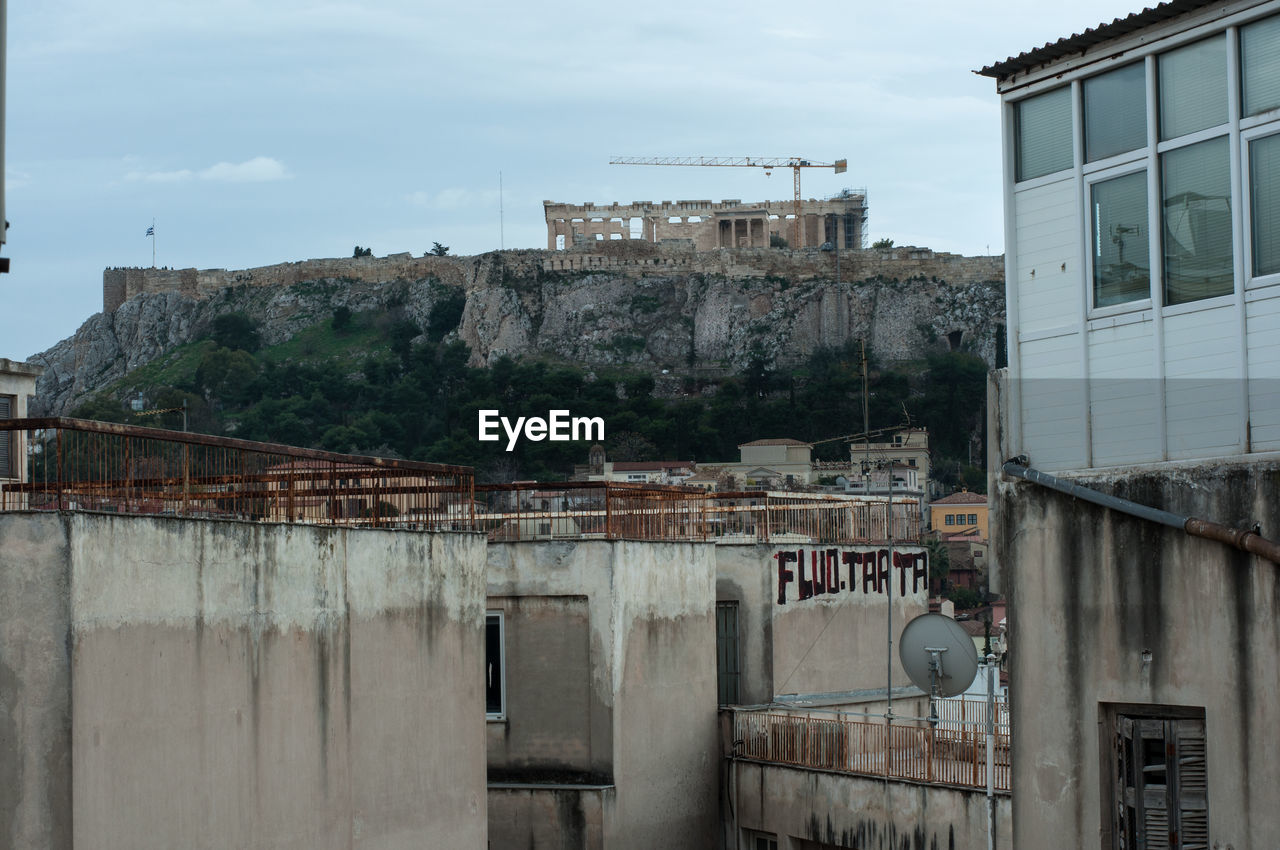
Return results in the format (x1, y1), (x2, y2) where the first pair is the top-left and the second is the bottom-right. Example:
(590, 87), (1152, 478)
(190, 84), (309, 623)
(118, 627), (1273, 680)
(1018, 331), (1087, 470)
(1013, 179), (1081, 335)
(1163, 306), (1243, 459)
(1247, 290), (1280, 451)
(1088, 319), (1162, 466)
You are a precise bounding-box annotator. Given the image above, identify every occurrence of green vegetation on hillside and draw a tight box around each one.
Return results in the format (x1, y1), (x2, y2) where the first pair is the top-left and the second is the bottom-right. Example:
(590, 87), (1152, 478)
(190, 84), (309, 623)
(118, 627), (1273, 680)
(72, 309), (989, 486)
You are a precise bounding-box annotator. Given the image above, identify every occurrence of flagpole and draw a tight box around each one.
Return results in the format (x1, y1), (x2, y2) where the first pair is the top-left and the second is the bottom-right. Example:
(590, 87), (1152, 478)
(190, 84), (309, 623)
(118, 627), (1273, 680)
(151, 218), (156, 268)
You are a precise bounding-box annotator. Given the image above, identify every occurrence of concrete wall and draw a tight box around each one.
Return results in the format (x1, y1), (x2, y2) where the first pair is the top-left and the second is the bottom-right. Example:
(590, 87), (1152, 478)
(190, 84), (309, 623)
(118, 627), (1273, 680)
(485, 539), (719, 850)
(730, 760), (1010, 850)
(0, 512), (488, 849)
(993, 455), (1280, 849)
(487, 784), (611, 849)
(715, 544), (929, 702)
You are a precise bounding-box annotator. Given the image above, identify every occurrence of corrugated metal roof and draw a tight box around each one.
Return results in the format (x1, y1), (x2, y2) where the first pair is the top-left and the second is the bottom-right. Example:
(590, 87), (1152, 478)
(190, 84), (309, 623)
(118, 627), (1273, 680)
(976, 0), (1218, 80)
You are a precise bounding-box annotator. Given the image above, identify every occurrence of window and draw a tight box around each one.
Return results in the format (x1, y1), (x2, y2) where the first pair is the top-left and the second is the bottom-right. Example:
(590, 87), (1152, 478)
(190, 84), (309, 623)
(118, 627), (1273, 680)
(715, 601), (741, 705)
(1159, 36), (1227, 140)
(1107, 707), (1208, 849)
(1163, 136), (1234, 304)
(1085, 63), (1147, 162)
(1092, 171), (1152, 306)
(1241, 14), (1280, 118)
(0, 396), (12, 479)
(485, 612), (505, 718)
(968, 514), (979, 525)
(1015, 87), (1073, 181)
(945, 514), (956, 526)
(746, 832), (778, 850)
(1251, 133), (1280, 277)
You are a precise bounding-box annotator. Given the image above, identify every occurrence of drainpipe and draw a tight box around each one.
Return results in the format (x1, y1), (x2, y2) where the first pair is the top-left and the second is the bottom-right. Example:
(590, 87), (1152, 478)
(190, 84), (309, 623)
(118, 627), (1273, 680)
(1001, 457), (1280, 565)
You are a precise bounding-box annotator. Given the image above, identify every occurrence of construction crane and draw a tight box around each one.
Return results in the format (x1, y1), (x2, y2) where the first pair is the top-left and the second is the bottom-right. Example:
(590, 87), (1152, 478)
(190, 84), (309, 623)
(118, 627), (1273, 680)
(609, 156), (847, 249)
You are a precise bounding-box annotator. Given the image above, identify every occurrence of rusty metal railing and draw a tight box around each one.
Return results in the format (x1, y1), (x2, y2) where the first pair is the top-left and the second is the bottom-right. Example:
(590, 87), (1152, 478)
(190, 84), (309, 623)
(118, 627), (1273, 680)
(733, 703), (1010, 792)
(0, 418), (475, 530)
(0, 419), (925, 545)
(708, 492), (922, 544)
(475, 482), (708, 542)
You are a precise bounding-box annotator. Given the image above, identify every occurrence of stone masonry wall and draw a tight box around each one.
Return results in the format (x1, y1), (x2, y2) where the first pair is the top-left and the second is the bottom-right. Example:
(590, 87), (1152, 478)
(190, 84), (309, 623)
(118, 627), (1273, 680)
(103, 244), (1003, 314)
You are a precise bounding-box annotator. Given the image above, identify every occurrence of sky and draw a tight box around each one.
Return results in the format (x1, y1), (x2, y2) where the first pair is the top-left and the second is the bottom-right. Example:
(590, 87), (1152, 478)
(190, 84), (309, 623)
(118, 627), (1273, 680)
(4, 0), (1151, 360)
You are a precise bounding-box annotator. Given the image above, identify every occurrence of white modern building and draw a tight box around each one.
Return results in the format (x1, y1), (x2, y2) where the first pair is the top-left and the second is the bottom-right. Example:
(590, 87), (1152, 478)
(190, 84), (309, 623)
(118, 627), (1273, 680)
(980, 1), (1280, 848)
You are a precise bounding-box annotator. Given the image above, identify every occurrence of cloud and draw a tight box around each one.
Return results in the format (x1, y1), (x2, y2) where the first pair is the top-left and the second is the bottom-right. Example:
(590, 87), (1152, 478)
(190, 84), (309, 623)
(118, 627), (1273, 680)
(200, 156), (289, 182)
(125, 156), (289, 184)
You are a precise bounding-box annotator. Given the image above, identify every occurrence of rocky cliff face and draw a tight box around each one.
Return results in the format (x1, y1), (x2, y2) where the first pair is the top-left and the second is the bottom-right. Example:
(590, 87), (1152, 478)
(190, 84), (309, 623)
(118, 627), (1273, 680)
(32, 248), (1005, 416)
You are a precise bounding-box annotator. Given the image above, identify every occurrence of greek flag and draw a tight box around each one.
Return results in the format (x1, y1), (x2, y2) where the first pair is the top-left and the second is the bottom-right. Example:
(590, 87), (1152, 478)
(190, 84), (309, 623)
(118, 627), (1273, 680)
(145, 225), (154, 237)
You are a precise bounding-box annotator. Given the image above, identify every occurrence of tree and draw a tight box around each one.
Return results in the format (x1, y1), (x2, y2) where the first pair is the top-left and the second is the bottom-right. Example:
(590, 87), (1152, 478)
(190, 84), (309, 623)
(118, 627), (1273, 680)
(209, 313), (261, 353)
(947, 586), (981, 611)
(871, 237), (895, 250)
(352, 246), (372, 258)
(331, 306), (353, 332)
(769, 233), (788, 249)
(428, 242), (450, 256)
(925, 536), (952, 588)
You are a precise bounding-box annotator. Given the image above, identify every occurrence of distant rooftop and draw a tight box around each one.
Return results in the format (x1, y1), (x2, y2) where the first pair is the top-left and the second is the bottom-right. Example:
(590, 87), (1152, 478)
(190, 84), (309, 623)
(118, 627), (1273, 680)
(740, 438), (810, 448)
(932, 490), (988, 506)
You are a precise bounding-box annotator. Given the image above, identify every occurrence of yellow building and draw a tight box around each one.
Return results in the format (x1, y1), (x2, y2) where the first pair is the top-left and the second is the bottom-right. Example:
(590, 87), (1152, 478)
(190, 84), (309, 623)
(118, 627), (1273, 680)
(930, 489), (988, 540)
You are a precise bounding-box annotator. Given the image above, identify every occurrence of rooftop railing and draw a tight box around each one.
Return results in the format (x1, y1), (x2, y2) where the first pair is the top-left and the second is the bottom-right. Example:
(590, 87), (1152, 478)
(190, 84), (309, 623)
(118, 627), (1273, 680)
(708, 491), (921, 544)
(0, 418), (475, 530)
(732, 698), (1010, 793)
(0, 419), (924, 545)
(475, 482), (708, 542)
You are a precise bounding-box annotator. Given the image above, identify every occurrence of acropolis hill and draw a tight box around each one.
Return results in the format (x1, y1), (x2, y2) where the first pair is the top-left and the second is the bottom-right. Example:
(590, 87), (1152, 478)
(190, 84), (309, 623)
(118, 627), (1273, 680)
(34, 242), (1004, 416)
(103, 241), (1001, 312)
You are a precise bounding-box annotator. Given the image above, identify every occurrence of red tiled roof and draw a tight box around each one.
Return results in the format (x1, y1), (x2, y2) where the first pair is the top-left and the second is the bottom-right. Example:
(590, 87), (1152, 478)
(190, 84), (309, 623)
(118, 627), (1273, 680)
(976, 0), (1216, 81)
(933, 490), (988, 505)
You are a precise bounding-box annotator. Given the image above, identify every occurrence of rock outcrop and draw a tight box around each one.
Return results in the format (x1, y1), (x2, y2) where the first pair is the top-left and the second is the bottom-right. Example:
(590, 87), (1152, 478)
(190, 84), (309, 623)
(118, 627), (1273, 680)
(33, 246), (1005, 416)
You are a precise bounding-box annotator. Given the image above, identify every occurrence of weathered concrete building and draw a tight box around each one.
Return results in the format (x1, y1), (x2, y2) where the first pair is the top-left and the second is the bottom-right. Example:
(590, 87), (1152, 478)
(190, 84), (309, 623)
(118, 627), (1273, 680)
(485, 538), (720, 849)
(981, 1), (1280, 847)
(544, 193), (867, 251)
(0, 359), (41, 484)
(0, 422), (488, 849)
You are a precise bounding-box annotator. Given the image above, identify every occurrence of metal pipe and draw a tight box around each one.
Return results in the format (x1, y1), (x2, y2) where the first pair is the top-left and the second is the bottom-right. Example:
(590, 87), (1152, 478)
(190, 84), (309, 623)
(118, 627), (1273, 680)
(1002, 457), (1280, 564)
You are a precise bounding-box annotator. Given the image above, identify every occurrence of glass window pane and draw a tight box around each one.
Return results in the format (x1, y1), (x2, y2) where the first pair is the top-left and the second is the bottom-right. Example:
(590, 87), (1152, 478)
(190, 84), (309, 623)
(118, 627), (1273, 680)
(1162, 136), (1233, 305)
(1159, 36), (1228, 140)
(1015, 87), (1073, 181)
(1092, 171), (1151, 307)
(1252, 133), (1280, 277)
(1085, 63), (1147, 162)
(1242, 14), (1280, 117)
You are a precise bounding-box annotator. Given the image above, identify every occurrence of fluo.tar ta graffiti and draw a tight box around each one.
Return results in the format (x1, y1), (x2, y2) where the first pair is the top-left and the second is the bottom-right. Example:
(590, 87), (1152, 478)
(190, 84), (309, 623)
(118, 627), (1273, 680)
(775, 548), (927, 605)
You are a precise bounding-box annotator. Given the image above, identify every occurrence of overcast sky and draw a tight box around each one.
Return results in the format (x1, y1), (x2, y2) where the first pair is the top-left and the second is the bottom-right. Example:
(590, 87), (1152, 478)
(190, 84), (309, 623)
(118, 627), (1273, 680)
(4, 0), (1147, 360)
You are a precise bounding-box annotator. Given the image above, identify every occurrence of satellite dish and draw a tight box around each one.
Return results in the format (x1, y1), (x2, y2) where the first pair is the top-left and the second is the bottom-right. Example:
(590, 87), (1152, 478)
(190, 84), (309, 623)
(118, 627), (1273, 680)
(899, 613), (979, 699)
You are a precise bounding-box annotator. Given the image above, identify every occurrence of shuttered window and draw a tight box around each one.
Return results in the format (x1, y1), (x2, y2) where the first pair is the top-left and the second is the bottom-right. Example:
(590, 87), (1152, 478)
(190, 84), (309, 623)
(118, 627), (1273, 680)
(0, 396), (12, 479)
(1241, 14), (1280, 118)
(715, 601), (741, 705)
(1113, 710), (1209, 849)
(1015, 87), (1073, 181)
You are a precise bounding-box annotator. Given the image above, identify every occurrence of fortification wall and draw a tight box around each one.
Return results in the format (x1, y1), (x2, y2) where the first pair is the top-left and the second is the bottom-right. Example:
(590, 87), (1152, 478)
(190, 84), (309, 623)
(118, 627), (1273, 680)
(102, 245), (1003, 313)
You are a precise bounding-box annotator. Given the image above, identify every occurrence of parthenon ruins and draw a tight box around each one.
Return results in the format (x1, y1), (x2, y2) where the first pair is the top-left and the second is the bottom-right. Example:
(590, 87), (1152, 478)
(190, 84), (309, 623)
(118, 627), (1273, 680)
(544, 191), (867, 251)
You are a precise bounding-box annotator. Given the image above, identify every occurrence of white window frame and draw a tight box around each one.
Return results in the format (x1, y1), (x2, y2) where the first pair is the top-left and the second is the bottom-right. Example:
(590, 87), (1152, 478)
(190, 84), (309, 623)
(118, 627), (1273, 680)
(1241, 124), (1280, 289)
(485, 610), (506, 721)
(1085, 159), (1155, 317)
